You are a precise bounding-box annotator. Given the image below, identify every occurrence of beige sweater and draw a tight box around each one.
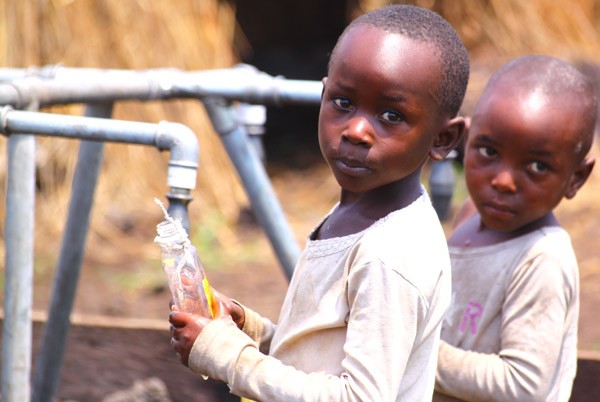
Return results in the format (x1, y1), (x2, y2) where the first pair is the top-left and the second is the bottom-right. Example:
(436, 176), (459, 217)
(434, 227), (579, 402)
(188, 192), (452, 401)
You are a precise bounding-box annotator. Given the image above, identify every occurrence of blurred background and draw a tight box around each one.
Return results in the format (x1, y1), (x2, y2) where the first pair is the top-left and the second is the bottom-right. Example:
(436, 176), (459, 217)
(2, 0), (600, 399)
(1, 0), (600, 378)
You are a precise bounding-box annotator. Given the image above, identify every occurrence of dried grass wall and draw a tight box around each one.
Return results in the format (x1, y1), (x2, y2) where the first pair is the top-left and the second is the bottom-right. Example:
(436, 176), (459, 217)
(0, 0), (246, 262)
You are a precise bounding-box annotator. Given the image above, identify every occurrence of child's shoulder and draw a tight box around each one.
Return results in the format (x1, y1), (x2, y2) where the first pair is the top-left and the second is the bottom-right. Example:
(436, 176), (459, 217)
(451, 225), (577, 279)
(528, 226), (575, 259)
(366, 190), (444, 242)
(451, 222), (571, 253)
(357, 192), (449, 271)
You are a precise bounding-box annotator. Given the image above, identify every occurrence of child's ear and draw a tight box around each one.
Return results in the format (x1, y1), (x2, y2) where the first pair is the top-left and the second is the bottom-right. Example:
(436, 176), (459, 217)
(429, 116), (466, 161)
(565, 156), (595, 199)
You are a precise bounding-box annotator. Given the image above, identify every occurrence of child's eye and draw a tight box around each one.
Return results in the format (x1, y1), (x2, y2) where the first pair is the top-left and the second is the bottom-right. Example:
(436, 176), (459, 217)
(527, 161), (550, 175)
(333, 97), (353, 110)
(381, 110), (404, 123)
(477, 146), (497, 158)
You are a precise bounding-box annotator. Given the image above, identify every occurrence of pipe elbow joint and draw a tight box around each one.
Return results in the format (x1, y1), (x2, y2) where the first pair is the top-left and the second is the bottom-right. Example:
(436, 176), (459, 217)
(155, 121), (199, 191)
(201, 97), (239, 136)
(0, 105), (14, 136)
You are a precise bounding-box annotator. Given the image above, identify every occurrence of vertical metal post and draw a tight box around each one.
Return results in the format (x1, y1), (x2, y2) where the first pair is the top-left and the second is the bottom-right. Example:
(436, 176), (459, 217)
(203, 98), (301, 279)
(32, 102), (113, 402)
(2, 103), (37, 402)
(428, 151), (457, 222)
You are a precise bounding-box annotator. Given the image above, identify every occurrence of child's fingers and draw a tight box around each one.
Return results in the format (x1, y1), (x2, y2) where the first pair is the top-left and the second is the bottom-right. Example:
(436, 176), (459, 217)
(169, 311), (188, 327)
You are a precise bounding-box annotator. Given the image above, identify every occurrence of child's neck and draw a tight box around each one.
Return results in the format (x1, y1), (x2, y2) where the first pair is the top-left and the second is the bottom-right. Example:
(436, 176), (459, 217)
(448, 212), (559, 248)
(314, 175), (422, 240)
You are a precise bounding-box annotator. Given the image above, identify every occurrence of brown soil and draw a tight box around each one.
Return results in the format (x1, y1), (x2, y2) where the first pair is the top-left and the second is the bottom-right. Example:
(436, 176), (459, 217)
(11, 149), (600, 401)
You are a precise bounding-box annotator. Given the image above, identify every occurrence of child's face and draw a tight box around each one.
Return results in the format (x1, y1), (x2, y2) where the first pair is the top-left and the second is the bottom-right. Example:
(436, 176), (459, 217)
(318, 25), (457, 194)
(464, 86), (593, 233)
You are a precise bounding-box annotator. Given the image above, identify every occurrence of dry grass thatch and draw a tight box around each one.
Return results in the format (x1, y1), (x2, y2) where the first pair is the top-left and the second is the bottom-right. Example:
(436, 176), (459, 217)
(0, 0), (245, 262)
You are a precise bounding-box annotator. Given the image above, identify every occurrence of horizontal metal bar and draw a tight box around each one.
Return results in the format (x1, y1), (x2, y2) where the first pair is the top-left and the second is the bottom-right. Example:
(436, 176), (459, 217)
(1, 107), (159, 145)
(0, 65), (323, 108)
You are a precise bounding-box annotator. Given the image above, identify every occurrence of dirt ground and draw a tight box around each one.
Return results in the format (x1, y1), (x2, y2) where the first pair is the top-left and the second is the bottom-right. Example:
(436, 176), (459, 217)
(12, 143), (600, 401)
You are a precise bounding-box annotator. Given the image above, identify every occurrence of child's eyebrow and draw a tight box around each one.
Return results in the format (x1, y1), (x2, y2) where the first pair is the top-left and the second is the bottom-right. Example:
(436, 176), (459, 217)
(472, 134), (499, 145)
(527, 148), (553, 158)
(332, 81), (408, 103)
(330, 81), (354, 93)
(476, 134), (554, 158)
(381, 93), (408, 103)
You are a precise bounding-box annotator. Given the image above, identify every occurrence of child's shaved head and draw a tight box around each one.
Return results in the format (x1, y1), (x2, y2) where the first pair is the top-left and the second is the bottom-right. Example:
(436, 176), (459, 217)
(329, 5), (470, 117)
(482, 55), (598, 159)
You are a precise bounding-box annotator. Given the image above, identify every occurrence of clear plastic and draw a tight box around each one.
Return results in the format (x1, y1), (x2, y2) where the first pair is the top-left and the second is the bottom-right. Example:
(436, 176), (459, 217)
(154, 198), (219, 318)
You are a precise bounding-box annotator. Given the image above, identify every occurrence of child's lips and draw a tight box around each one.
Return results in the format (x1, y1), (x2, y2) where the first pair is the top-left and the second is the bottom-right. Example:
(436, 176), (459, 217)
(482, 202), (515, 219)
(334, 157), (371, 177)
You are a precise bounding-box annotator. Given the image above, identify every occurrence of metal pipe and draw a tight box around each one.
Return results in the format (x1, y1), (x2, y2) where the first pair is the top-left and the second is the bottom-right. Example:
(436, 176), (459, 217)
(0, 64), (316, 273)
(428, 150), (458, 221)
(0, 64), (323, 108)
(202, 97), (301, 279)
(0, 68), (30, 82)
(172, 64), (323, 106)
(53, 64), (323, 105)
(154, 121), (199, 232)
(0, 107), (199, 224)
(31, 102), (113, 402)
(2, 102), (38, 402)
(0, 107), (199, 398)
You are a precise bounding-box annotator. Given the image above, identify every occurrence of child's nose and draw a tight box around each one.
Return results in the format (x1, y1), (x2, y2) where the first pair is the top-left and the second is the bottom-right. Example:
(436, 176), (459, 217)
(342, 116), (373, 147)
(491, 170), (517, 193)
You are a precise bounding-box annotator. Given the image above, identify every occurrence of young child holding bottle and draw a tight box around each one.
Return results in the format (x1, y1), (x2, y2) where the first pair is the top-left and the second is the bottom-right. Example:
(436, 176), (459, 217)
(434, 55), (597, 402)
(169, 5), (470, 401)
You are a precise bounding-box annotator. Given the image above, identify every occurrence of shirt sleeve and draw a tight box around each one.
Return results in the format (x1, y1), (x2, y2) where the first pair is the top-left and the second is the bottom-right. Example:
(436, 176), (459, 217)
(435, 253), (575, 402)
(238, 303), (276, 354)
(187, 259), (427, 401)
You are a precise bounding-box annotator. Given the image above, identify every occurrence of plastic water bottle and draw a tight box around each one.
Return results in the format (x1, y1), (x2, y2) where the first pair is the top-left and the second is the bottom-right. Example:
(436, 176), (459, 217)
(154, 198), (219, 318)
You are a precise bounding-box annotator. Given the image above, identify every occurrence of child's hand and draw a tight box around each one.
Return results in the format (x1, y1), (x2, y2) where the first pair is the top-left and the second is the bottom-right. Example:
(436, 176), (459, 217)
(169, 311), (210, 367)
(212, 288), (245, 330)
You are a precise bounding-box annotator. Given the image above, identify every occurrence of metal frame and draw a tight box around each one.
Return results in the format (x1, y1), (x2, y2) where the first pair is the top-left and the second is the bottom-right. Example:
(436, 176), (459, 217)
(0, 64), (322, 402)
(1, 105), (199, 402)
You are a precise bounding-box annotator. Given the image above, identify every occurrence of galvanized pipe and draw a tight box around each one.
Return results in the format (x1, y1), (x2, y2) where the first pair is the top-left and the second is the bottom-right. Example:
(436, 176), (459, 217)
(31, 102), (113, 402)
(2, 103), (38, 402)
(0, 68), (30, 82)
(0, 65), (312, 398)
(1, 107), (199, 399)
(0, 107), (199, 224)
(0, 64), (323, 108)
(172, 64), (323, 106)
(202, 97), (301, 279)
(0, 66), (313, 273)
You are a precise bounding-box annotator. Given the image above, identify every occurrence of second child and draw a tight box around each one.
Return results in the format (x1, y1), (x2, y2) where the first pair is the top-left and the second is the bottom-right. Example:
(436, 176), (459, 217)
(434, 55), (597, 402)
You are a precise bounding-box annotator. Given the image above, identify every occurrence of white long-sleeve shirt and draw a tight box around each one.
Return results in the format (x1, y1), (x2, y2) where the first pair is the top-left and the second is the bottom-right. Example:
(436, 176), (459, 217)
(434, 227), (579, 402)
(188, 192), (452, 401)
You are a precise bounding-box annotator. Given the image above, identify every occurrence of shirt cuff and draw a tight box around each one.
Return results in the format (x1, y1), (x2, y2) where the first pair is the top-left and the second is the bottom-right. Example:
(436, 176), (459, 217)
(188, 315), (258, 383)
(240, 304), (266, 342)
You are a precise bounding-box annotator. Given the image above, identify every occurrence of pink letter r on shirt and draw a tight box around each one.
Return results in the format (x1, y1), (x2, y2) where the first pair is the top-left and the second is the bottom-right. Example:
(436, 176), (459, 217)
(460, 301), (483, 334)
